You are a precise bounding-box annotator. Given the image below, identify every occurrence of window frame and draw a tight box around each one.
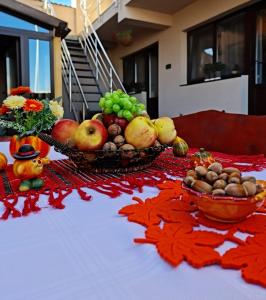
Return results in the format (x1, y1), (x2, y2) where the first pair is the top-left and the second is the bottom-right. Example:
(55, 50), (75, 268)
(187, 10), (247, 84)
(0, 25), (54, 97)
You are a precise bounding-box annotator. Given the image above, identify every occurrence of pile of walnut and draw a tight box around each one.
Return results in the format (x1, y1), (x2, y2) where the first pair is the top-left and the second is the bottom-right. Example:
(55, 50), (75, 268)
(184, 162), (264, 197)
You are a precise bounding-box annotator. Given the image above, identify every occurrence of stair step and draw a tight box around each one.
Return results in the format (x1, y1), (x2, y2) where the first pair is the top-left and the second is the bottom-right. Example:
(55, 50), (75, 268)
(72, 100), (100, 103)
(67, 46), (83, 51)
(77, 75), (95, 79)
(66, 39), (80, 45)
(73, 83), (98, 86)
(72, 60), (89, 64)
(70, 53), (86, 58)
(69, 50), (86, 56)
(75, 67), (92, 71)
(78, 77), (98, 85)
(73, 91), (101, 94)
(72, 85), (100, 93)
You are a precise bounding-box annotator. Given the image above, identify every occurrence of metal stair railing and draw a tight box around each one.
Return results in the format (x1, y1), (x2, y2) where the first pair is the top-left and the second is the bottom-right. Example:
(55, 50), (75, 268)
(42, 0), (89, 121)
(80, 0), (126, 94)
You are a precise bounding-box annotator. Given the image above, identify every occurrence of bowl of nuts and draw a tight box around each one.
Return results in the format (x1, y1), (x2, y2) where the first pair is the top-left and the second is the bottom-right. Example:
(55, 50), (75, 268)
(183, 162), (266, 223)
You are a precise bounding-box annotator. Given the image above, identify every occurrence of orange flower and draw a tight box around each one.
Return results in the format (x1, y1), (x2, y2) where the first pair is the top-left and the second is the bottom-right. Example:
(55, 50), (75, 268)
(0, 105), (9, 115)
(23, 99), (44, 112)
(10, 86), (32, 96)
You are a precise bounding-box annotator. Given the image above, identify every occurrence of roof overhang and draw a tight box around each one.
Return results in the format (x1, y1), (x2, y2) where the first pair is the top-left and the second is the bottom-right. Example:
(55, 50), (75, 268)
(0, 0), (70, 38)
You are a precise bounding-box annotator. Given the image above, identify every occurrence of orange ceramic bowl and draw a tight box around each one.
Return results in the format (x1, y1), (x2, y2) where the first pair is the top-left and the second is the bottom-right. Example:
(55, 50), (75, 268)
(183, 183), (266, 223)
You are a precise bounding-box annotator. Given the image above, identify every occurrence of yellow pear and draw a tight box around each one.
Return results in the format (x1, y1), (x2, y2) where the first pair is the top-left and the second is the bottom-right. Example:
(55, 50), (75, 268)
(153, 117), (177, 144)
(125, 116), (158, 149)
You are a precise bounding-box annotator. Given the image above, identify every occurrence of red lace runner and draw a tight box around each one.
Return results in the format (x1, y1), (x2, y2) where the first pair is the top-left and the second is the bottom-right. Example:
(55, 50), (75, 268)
(119, 180), (266, 289)
(0, 148), (266, 221)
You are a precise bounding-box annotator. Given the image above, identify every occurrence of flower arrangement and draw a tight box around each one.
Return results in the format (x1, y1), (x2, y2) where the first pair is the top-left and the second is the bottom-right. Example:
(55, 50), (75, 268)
(0, 87), (63, 137)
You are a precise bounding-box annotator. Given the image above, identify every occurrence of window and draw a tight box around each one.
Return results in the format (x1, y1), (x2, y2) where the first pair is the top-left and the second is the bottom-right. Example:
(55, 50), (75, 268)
(29, 40), (51, 93)
(217, 14), (245, 76)
(0, 11), (48, 33)
(188, 25), (214, 81)
(188, 13), (245, 83)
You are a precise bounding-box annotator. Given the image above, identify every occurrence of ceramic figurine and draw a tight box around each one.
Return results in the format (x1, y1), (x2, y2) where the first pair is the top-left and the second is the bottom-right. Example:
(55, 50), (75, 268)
(13, 144), (49, 192)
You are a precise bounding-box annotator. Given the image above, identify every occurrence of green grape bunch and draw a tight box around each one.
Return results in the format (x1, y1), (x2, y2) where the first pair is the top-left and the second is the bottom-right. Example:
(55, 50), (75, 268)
(98, 90), (148, 121)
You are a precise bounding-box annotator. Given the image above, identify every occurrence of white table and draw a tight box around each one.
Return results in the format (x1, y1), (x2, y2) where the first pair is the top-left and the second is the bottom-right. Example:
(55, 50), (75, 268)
(0, 141), (266, 300)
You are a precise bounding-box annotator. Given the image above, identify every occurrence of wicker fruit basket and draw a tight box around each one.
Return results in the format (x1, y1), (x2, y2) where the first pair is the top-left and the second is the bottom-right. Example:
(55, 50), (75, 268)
(38, 133), (166, 173)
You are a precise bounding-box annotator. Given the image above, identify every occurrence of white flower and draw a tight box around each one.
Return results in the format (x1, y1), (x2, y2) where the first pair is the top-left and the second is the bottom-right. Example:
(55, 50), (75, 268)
(3, 96), (26, 109)
(49, 100), (64, 119)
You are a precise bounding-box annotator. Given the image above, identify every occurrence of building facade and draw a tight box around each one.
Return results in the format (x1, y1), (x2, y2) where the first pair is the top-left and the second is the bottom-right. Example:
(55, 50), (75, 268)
(5, 0), (266, 118)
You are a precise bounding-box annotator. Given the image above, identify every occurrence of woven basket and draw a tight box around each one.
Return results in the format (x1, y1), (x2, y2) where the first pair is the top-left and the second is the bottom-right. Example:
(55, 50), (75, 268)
(38, 133), (166, 173)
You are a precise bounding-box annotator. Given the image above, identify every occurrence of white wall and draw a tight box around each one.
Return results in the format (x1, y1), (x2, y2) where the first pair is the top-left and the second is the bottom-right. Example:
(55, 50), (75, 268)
(160, 76), (249, 117)
(108, 0), (252, 117)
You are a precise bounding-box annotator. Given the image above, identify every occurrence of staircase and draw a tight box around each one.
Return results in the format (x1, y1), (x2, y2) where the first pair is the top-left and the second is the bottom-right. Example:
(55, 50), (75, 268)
(42, 0), (126, 122)
(63, 38), (102, 120)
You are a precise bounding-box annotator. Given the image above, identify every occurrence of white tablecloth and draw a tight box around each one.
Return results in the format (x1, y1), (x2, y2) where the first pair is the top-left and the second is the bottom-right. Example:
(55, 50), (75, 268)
(0, 142), (266, 300)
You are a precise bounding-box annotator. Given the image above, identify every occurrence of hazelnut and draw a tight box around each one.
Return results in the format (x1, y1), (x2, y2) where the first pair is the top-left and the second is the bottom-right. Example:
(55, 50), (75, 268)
(256, 184), (264, 194)
(222, 167), (241, 174)
(195, 166), (208, 177)
(108, 124), (121, 137)
(225, 183), (248, 197)
(242, 181), (257, 196)
(120, 144), (135, 159)
(212, 189), (226, 196)
(187, 170), (197, 179)
(191, 180), (213, 194)
(241, 176), (256, 184)
(218, 173), (228, 181)
(102, 142), (117, 157)
(228, 172), (241, 184)
(206, 171), (219, 183)
(113, 135), (125, 147)
(213, 179), (227, 190)
(183, 176), (195, 187)
(208, 162), (223, 174)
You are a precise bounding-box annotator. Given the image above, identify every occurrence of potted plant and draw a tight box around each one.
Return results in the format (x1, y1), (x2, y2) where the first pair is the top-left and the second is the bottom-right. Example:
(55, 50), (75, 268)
(232, 64), (240, 75)
(203, 63), (215, 81)
(114, 30), (133, 46)
(0, 86), (64, 159)
(213, 61), (225, 78)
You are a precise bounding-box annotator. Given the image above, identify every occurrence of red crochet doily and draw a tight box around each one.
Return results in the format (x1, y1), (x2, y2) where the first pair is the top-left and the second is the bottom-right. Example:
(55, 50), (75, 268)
(119, 180), (266, 288)
(1, 148), (266, 220)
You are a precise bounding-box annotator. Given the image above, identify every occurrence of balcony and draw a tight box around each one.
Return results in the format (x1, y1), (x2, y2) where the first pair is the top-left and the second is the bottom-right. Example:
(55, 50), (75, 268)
(126, 0), (198, 14)
(90, 0), (176, 47)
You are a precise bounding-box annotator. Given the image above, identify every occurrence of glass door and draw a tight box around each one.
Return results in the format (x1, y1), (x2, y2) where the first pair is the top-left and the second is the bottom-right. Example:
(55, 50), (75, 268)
(0, 35), (20, 102)
(123, 43), (158, 118)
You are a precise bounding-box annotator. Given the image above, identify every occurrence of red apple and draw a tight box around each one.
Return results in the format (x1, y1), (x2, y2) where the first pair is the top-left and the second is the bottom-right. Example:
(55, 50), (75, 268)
(51, 119), (79, 144)
(103, 114), (116, 127)
(114, 116), (129, 130)
(73, 119), (108, 151)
